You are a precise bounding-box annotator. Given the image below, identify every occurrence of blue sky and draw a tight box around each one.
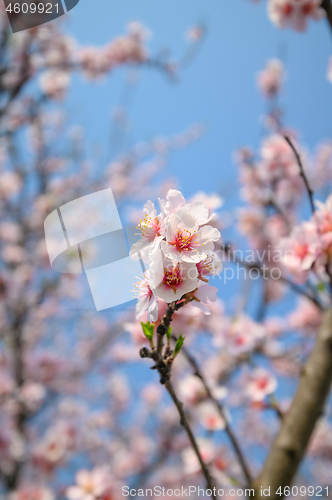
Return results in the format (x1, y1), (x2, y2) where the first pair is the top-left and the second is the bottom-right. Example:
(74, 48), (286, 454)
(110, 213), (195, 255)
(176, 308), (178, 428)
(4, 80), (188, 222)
(63, 0), (332, 204)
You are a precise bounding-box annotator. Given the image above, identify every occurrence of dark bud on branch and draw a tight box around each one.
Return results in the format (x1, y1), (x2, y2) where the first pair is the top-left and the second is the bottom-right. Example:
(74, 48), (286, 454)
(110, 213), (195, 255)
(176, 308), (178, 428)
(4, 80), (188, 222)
(160, 375), (170, 385)
(139, 347), (151, 358)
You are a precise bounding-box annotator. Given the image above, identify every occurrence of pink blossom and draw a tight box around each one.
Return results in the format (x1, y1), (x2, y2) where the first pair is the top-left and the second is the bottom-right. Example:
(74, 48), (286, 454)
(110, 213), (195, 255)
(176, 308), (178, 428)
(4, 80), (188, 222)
(257, 59), (284, 98)
(108, 374), (130, 409)
(236, 134), (306, 211)
(315, 194), (332, 237)
(182, 439), (215, 474)
(311, 141), (332, 189)
(0, 222), (22, 242)
(141, 384), (163, 406)
(0, 370), (14, 397)
(268, 0), (325, 31)
(149, 254), (198, 303)
(19, 382), (46, 412)
(246, 368), (278, 402)
(129, 200), (164, 256)
(279, 222), (320, 280)
(2, 244), (25, 264)
(33, 431), (69, 471)
(259, 134), (301, 182)
(264, 214), (289, 243)
(27, 352), (62, 384)
(39, 70), (70, 100)
(196, 401), (226, 431)
(66, 468), (111, 500)
(10, 487), (54, 500)
(171, 303), (205, 335)
(287, 297), (323, 333)
(227, 315), (264, 355)
(185, 26), (205, 43)
(309, 420), (332, 459)
(178, 375), (227, 406)
(189, 191), (224, 213)
(78, 24), (149, 80)
(191, 284), (219, 314)
(162, 207), (220, 263)
(0, 171), (22, 198)
(132, 270), (159, 322)
(158, 189), (186, 217)
(189, 191), (224, 229)
(263, 317), (285, 338)
(124, 320), (149, 344)
(127, 21), (152, 42)
(237, 207), (271, 250)
(196, 252), (223, 282)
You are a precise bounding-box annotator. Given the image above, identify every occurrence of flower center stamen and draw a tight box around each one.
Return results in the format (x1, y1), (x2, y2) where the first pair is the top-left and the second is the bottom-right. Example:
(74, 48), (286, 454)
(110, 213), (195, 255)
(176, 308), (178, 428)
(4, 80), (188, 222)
(170, 229), (197, 252)
(136, 214), (161, 239)
(163, 264), (184, 293)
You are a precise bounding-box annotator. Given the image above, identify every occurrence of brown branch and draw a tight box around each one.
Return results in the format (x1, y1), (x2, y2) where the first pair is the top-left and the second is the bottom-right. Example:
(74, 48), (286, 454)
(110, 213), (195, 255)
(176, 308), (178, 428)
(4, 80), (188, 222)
(284, 136), (315, 216)
(141, 323), (218, 496)
(165, 380), (218, 499)
(253, 306), (332, 499)
(178, 340), (252, 486)
(156, 300), (189, 354)
(3, 315), (27, 490)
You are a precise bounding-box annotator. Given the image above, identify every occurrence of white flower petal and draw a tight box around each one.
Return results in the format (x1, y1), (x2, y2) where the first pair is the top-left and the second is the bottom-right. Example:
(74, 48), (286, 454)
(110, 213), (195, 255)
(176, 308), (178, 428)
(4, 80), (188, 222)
(165, 189), (186, 214)
(136, 294), (150, 319)
(129, 237), (152, 256)
(149, 249), (164, 289)
(195, 284), (218, 303)
(66, 487), (84, 500)
(143, 200), (157, 219)
(185, 202), (209, 225)
(196, 225), (220, 245)
(181, 250), (208, 263)
(147, 296), (159, 322)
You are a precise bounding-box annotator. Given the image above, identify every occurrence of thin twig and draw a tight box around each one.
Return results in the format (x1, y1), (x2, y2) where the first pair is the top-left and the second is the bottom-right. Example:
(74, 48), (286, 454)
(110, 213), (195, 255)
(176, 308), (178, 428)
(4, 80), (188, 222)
(284, 136), (315, 215)
(268, 395), (284, 421)
(165, 380), (218, 498)
(177, 340), (252, 487)
(156, 303), (176, 353)
(156, 300), (190, 353)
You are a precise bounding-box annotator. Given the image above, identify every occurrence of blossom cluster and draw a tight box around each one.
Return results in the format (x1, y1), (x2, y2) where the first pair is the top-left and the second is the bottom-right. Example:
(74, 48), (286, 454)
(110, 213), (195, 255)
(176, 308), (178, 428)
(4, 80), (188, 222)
(279, 194), (332, 282)
(38, 21), (151, 98)
(131, 189), (223, 322)
(267, 0), (325, 32)
(77, 21), (151, 81)
(237, 134), (304, 212)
